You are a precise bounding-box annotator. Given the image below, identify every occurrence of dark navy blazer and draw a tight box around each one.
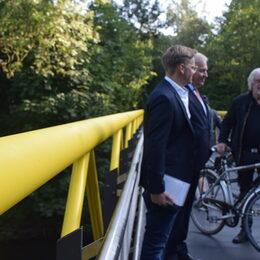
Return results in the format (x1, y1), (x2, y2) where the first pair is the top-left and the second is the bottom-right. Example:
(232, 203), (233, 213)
(187, 84), (210, 173)
(140, 79), (196, 194)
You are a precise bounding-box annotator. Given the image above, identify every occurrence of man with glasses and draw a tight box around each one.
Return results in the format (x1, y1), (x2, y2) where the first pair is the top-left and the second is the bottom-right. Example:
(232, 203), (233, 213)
(217, 68), (260, 243)
(140, 45), (198, 259)
(165, 53), (211, 260)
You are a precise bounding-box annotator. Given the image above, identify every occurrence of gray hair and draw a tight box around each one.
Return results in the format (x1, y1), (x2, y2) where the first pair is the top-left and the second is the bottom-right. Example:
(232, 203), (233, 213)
(195, 53), (208, 64)
(247, 68), (260, 90)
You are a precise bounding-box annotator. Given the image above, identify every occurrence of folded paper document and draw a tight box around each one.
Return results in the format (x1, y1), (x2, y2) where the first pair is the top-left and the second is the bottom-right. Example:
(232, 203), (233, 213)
(164, 174), (191, 207)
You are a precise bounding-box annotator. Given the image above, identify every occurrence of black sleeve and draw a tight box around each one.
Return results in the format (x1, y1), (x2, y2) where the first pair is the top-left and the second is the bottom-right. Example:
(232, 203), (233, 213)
(218, 99), (236, 144)
(145, 95), (174, 194)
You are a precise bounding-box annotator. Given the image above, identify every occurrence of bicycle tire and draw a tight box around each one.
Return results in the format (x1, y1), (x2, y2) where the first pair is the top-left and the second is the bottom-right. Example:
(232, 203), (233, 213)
(191, 169), (226, 235)
(243, 190), (260, 252)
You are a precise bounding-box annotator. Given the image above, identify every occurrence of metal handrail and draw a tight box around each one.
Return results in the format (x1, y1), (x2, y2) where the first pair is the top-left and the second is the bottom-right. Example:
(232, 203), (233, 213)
(97, 133), (144, 260)
(132, 187), (145, 260)
(0, 109), (143, 218)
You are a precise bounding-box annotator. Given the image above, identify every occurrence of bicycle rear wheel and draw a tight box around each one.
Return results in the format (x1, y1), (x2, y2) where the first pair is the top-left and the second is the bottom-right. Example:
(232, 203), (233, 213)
(191, 169), (226, 235)
(243, 190), (260, 252)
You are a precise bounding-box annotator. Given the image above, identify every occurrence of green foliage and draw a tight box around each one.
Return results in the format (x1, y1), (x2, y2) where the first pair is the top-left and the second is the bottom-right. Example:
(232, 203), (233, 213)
(0, 0), (97, 79)
(88, 0), (154, 113)
(203, 0), (260, 109)
(121, 0), (163, 34)
(0, 0), (100, 134)
(166, 0), (212, 48)
(0, 0), (155, 230)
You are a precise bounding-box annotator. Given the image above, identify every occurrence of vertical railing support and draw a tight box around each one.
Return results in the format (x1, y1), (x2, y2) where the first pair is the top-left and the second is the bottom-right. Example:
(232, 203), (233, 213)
(61, 153), (90, 237)
(86, 150), (104, 240)
(110, 129), (123, 172)
(124, 123), (132, 148)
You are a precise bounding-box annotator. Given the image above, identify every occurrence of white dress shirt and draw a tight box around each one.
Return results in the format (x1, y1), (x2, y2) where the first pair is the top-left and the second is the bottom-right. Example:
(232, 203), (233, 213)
(165, 76), (191, 119)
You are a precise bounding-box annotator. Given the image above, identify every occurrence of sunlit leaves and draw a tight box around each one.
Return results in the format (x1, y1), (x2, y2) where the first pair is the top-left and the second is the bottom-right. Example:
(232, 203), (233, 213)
(88, 0), (154, 113)
(0, 0), (98, 78)
(203, 0), (260, 109)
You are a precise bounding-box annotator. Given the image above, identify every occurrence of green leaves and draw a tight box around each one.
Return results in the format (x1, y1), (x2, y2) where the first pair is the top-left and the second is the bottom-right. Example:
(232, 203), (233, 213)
(0, 0), (97, 79)
(204, 0), (260, 109)
(88, 0), (154, 113)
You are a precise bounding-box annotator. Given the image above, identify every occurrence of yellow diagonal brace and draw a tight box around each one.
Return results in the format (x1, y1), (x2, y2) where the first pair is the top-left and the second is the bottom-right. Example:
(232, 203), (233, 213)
(133, 119), (137, 135)
(124, 122), (132, 148)
(61, 153), (90, 237)
(86, 151), (104, 240)
(110, 129), (123, 172)
(217, 110), (227, 119)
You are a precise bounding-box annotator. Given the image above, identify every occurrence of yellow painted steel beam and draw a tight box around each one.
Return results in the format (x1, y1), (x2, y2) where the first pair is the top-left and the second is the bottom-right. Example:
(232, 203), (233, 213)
(0, 110), (143, 215)
(61, 153), (90, 237)
(86, 151), (104, 240)
(132, 119), (137, 136)
(124, 123), (132, 148)
(110, 130), (123, 171)
(217, 110), (227, 119)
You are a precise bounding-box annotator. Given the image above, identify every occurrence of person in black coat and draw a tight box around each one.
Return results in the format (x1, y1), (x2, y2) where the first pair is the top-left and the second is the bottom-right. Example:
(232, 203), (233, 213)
(140, 45), (198, 260)
(165, 53), (211, 260)
(217, 68), (260, 244)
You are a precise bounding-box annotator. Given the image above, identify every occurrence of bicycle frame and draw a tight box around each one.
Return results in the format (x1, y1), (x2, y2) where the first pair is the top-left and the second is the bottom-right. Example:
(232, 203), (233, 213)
(200, 162), (260, 216)
(192, 152), (260, 250)
(241, 180), (260, 215)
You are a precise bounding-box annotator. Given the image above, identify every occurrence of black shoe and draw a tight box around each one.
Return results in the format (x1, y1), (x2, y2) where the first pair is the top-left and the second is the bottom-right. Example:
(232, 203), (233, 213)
(232, 230), (248, 243)
(177, 252), (203, 260)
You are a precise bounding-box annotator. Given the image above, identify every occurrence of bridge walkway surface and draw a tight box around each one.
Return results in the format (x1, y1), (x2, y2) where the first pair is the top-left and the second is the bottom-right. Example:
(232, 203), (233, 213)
(188, 220), (259, 260)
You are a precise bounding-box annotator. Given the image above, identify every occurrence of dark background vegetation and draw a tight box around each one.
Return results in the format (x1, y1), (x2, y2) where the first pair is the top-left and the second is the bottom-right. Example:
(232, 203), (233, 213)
(0, 0), (259, 258)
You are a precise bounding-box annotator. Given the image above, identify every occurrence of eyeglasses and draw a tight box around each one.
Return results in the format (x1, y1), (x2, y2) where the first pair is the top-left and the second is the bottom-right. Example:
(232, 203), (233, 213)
(191, 66), (198, 73)
(253, 79), (260, 84)
(182, 64), (198, 73)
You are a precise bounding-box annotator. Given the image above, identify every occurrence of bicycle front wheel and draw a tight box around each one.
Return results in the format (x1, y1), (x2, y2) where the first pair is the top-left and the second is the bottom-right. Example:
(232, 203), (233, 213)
(243, 190), (260, 252)
(191, 169), (226, 235)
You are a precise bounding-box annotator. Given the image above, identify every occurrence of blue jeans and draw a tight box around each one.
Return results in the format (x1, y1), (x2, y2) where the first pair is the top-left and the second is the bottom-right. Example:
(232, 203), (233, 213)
(140, 191), (180, 260)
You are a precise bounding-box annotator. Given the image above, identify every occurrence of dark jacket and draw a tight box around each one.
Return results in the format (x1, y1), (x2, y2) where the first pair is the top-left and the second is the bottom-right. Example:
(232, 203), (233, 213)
(208, 108), (222, 147)
(188, 86), (211, 172)
(140, 79), (195, 194)
(218, 92), (255, 164)
(202, 94), (222, 147)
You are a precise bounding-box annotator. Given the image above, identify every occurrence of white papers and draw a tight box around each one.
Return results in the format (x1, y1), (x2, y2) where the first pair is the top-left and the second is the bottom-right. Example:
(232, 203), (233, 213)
(164, 174), (191, 206)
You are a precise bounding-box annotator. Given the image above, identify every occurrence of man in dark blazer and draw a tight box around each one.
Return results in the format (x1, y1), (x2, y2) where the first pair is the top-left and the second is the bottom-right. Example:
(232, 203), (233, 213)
(139, 45), (198, 260)
(165, 53), (211, 260)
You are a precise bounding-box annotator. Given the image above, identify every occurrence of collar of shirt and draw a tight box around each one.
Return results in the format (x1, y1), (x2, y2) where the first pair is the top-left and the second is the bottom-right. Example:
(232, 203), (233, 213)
(165, 76), (191, 118)
(186, 83), (195, 91)
(165, 76), (189, 97)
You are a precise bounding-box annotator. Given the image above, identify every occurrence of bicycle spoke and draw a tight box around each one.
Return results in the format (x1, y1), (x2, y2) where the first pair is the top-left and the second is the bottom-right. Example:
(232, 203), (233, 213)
(244, 193), (260, 252)
(191, 169), (226, 235)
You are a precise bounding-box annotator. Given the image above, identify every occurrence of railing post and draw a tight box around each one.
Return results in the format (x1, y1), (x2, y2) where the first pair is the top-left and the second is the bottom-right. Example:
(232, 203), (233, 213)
(124, 122), (132, 148)
(97, 134), (144, 260)
(61, 153), (90, 237)
(110, 129), (123, 172)
(86, 150), (104, 240)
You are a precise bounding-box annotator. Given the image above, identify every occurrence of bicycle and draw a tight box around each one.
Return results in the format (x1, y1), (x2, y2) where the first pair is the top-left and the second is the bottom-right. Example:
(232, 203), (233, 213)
(191, 148), (260, 252)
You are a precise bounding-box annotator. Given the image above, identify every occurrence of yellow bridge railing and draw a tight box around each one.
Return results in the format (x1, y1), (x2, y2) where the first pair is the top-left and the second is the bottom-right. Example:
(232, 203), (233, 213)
(217, 110), (227, 119)
(0, 110), (143, 241)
